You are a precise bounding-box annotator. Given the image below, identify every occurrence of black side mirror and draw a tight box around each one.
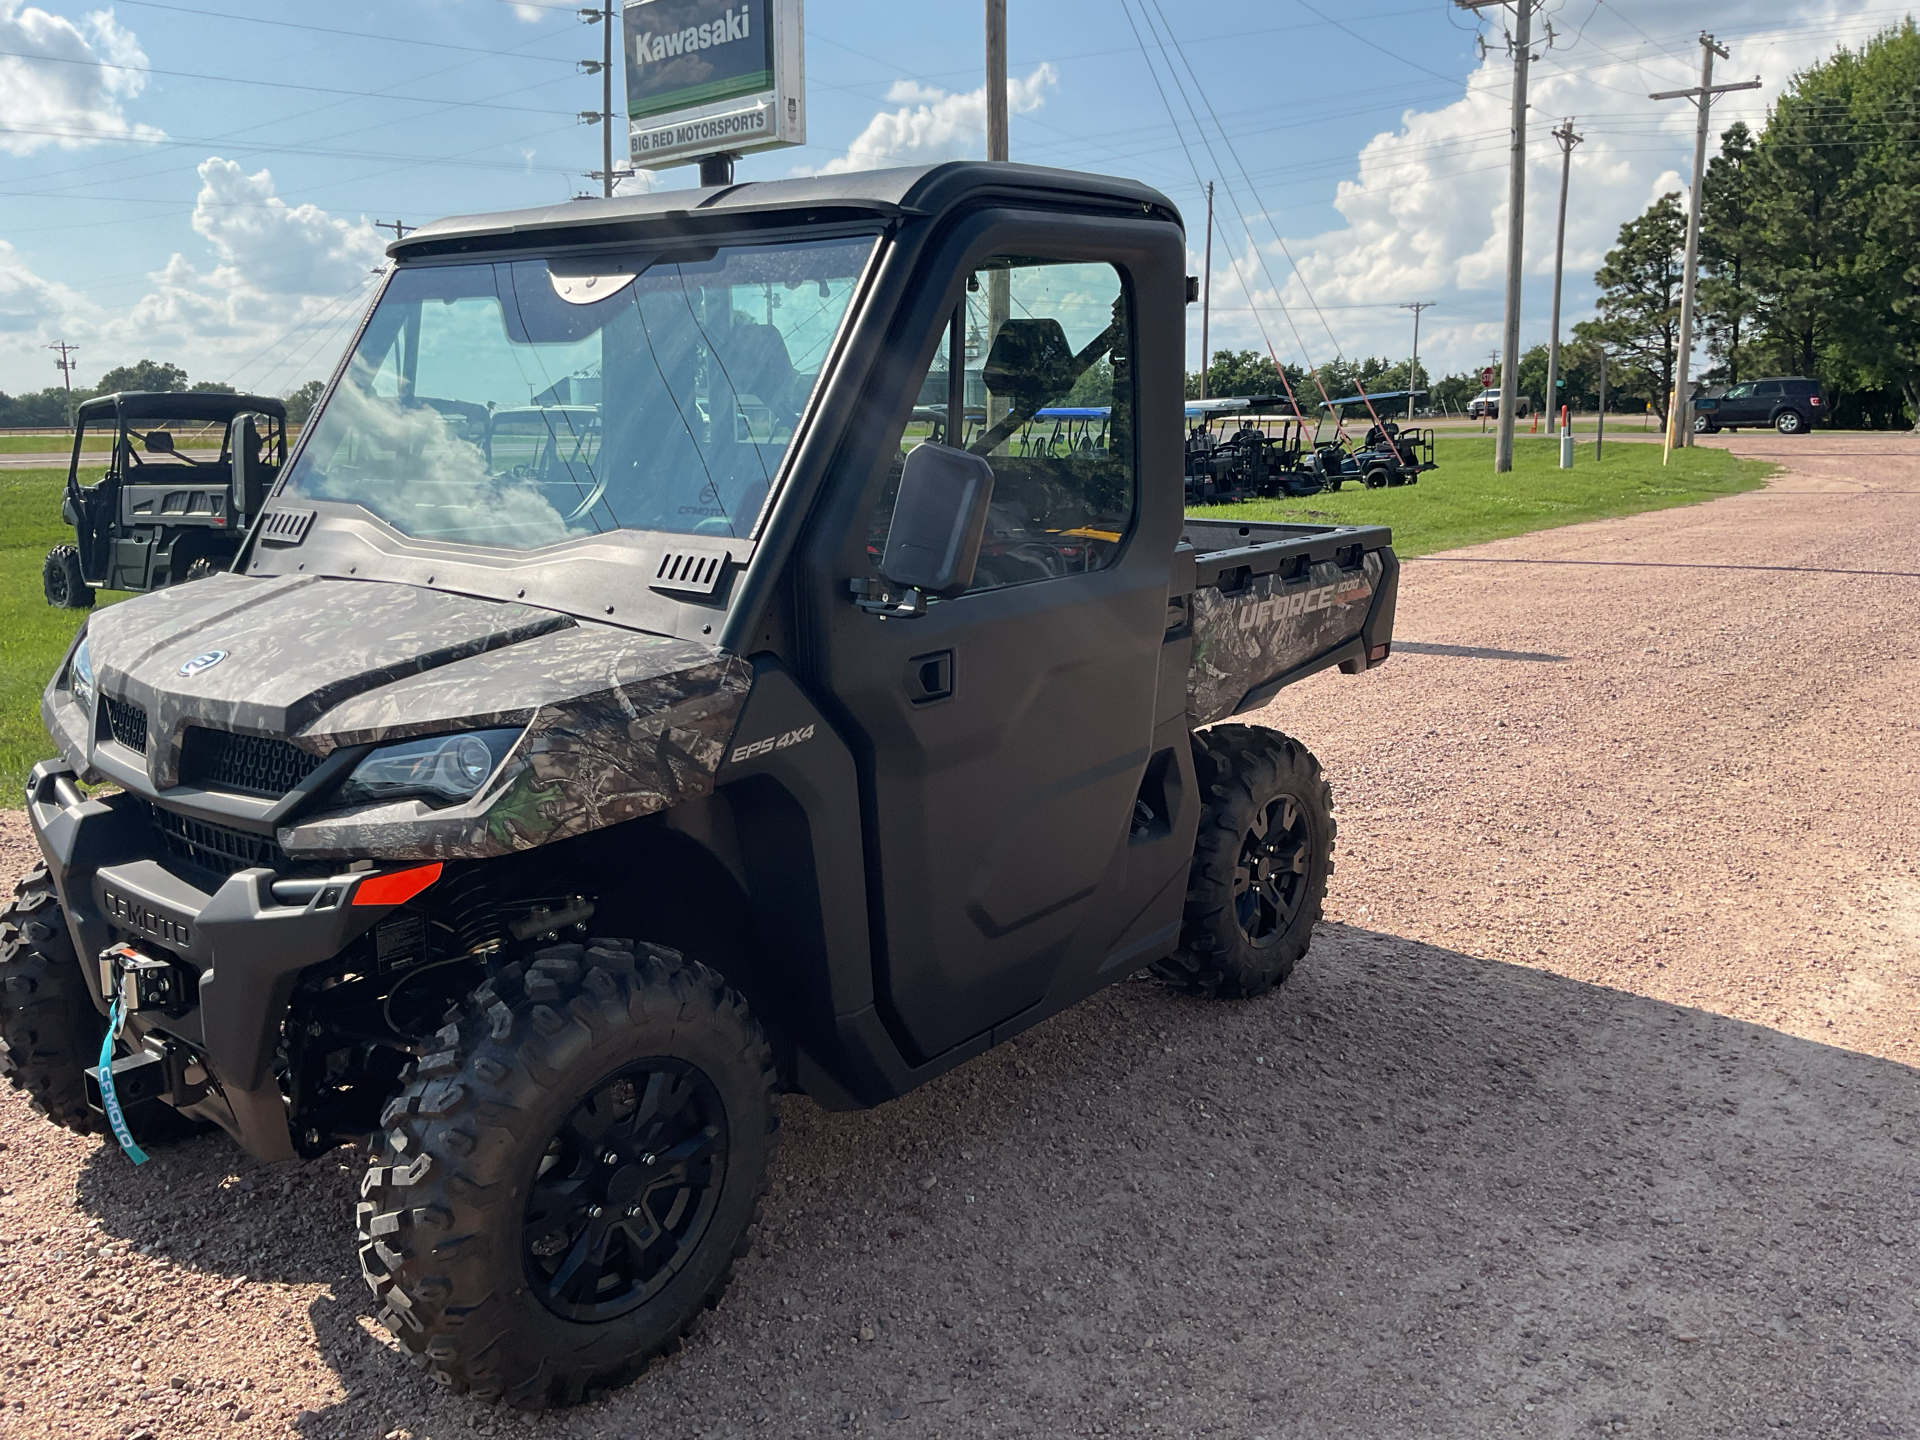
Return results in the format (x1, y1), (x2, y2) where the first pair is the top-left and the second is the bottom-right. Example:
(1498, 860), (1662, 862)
(231, 413), (267, 518)
(879, 442), (995, 599)
(143, 430), (175, 454)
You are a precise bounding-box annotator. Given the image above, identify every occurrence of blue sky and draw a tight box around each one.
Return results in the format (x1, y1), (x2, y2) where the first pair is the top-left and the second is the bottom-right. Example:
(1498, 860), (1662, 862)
(0, 0), (1908, 397)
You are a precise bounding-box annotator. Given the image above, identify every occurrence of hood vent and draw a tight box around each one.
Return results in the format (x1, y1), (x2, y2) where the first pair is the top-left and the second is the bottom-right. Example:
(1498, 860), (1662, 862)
(179, 727), (327, 799)
(257, 508), (315, 546)
(102, 695), (149, 755)
(651, 546), (730, 598)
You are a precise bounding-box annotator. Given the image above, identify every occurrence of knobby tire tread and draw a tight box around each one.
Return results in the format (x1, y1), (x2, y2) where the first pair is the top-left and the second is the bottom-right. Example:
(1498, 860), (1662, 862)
(0, 865), (104, 1133)
(1153, 724), (1335, 1000)
(356, 939), (777, 1409)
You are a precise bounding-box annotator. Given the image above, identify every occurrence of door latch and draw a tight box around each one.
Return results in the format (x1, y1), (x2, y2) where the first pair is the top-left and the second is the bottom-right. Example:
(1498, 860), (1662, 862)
(904, 650), (954, 704)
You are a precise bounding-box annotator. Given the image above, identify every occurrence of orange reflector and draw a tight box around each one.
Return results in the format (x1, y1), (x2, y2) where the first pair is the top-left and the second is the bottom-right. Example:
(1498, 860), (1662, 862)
(352, 863), (443, 907)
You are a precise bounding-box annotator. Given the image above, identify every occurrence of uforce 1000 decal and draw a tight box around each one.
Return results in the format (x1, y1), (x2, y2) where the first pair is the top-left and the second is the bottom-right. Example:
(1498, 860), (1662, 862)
(731, 724), (815, 764)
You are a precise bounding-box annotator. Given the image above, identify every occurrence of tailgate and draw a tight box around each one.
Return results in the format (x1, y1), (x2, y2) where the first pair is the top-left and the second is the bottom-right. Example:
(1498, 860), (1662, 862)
(1181, 519), (1397, 725)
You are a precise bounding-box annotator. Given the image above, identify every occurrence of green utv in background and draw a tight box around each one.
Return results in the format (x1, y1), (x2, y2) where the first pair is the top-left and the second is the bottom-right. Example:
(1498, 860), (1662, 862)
(42, 391), (288, 609)
(1, 163), (1397, 1406)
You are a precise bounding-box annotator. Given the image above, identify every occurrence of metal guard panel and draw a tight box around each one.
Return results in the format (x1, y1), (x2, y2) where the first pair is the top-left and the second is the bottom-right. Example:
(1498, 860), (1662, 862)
(278, 645), (752, 860)
(1187, 550), (1382, 726)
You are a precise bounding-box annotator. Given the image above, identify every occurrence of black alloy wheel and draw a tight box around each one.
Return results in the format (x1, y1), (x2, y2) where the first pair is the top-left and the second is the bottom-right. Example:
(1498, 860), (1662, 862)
(1155, 725), (1335, 1000)
(1234, 793), (1311, 948)
(523, 1059), (728, 1323)
(41, 546), (94, 610)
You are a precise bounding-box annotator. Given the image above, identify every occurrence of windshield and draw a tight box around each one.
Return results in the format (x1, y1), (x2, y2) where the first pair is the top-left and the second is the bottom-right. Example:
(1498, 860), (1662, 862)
(280, 235), (875, 549)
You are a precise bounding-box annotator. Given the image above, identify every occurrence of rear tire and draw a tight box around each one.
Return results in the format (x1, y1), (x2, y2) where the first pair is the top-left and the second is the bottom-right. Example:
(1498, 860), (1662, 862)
(1153, 726), (1335, 1000)
(42, 546), (94, 610)
(358, 939), (778, 1408)
(0, 866), (103, 1133)
(183, 557), (219, 582)
(1363, 465), (1390, 489)
(1775, 409), (1806, 435)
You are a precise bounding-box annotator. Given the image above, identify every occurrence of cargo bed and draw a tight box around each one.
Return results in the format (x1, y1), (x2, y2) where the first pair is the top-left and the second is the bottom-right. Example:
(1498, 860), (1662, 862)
(1176, 518), (1398, 725)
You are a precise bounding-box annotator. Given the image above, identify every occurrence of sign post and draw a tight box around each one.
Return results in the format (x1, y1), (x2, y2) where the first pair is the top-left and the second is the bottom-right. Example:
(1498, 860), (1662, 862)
(624, 0), (805, 182)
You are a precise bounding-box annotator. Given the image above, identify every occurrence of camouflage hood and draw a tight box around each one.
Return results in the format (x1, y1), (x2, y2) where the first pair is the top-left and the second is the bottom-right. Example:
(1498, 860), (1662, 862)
(72, 573), (752, 860)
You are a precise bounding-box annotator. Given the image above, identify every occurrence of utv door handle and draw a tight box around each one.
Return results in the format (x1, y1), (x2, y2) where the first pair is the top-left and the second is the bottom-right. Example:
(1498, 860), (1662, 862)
(904, 650), (954, 704)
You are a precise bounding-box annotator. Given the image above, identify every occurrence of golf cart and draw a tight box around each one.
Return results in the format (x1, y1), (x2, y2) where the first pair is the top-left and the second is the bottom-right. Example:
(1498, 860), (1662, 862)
(44, 391), (289, 608)
(1183, 396), (1316, 503)
(1305, 391), (1434, 489)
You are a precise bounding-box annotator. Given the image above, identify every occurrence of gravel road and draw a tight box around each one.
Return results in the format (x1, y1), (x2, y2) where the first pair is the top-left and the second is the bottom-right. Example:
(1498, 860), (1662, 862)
(2, 433), (1917, 1440)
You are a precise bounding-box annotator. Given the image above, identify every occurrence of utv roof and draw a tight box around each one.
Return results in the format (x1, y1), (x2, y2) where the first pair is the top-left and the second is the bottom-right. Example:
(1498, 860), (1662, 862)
(387, 162), (1183, 261)
(1323, 390), (1425, 407)
(77, 391), (288, 423)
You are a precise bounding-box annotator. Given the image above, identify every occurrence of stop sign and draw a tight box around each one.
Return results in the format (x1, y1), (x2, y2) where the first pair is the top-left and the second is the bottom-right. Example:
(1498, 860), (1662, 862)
(1481, 366), (1495, 387)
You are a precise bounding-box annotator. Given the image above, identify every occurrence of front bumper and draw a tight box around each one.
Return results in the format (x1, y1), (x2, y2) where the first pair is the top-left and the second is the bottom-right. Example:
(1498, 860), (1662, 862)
(27, 760), (396, 1162)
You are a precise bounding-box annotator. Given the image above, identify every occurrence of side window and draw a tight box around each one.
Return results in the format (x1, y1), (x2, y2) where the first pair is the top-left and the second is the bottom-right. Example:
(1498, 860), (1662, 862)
(864, 257), (1135, 594)
(1756, 382), (1783, 397)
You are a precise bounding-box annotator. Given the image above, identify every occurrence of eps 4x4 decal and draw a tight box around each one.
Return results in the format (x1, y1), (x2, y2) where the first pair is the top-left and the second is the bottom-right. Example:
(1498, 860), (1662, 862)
(731, 723), (815, 764)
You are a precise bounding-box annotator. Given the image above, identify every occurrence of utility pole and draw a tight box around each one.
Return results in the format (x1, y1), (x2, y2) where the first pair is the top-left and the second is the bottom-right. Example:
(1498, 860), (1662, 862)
(983, 0), (1010, 438)
(1457, 0), (1535, 472)
(47, 342), (78, 428)
(985, 0), (1008, 162)
(1400, 301), (1435, 422)
(1199, 181), (1214, 400)
(1544, 119), (1581, 436)
(374, 219), (411, 240)
(581, 4), (634, 196)
(1652, 34), (1759, 459)
(1595, 350), (1607, 460)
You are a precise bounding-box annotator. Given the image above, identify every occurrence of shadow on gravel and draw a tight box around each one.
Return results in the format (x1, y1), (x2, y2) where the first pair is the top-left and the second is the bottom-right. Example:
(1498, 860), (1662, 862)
(65, 924), (1920, 1439)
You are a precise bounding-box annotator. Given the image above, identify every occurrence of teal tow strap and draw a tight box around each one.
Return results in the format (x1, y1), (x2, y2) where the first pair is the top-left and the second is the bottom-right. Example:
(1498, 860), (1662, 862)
(98, 997), (149, 1166)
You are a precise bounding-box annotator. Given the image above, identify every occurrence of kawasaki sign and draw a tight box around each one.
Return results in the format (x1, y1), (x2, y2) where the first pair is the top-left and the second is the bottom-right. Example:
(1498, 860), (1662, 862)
(624, 0), (805, 170)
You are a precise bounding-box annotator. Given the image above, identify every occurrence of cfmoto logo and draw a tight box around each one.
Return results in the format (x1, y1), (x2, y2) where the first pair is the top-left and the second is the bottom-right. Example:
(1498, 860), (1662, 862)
(178, 649), (228, 678)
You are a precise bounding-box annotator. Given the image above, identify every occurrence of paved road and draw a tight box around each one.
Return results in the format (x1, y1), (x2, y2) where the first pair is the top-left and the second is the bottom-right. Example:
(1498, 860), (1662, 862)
(1, 433), (1916, 1439)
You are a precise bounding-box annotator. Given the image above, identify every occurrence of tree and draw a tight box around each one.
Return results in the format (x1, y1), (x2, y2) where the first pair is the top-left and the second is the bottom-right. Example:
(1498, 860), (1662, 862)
(1699, 122), (1759, 383)
(1837, 22), (1920, 426)
(188, 379), (235, 394)
(284, 379), (327, 425)
(1573, 193), (1685, 422)
(1188, 349), (1287, 399)
(94, 359), (188, 395)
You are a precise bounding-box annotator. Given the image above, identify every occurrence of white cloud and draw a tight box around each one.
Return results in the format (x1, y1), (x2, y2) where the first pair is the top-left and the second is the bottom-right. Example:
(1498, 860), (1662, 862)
(0, 1), (164, 155)
(0, 237), (89, 335)
(1196, 0), (1877, 376)
(811, 63), (1059, 175)
(0, 157), (387, 394)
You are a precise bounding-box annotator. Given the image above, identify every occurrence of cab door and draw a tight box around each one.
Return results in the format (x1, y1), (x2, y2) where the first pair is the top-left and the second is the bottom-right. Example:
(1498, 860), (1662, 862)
(801, 229), (1185, 1063)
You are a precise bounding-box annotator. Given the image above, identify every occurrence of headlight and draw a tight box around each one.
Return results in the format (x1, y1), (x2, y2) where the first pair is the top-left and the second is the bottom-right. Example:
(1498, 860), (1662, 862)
(335, 728), (521, 809)
(68, 635), (96, 716)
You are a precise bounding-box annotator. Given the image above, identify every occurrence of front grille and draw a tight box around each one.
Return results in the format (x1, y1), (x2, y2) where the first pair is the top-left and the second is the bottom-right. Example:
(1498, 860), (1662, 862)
(102, 695), (148, 754)
(150, 805), (289, 877)
(179, 727), (326, 799)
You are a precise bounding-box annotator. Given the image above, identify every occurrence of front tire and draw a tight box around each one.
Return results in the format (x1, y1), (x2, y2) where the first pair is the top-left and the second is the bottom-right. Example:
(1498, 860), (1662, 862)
(358, 940), (777, 1408)
(1153, 726), (1335, 999)
(0, 866), (103, 1132)
(42, 546), (94, 610)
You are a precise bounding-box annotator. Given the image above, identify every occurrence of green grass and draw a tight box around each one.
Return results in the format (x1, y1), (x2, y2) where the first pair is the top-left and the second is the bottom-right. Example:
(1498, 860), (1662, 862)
(0, 435), (115, 455)
(0, 466), (126, 804)
(1190, 434), (1776, 557)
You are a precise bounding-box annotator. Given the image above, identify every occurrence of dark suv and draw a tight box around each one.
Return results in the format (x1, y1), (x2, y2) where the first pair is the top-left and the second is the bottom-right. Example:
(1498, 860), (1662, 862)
(1693, 376), (1824, 435)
